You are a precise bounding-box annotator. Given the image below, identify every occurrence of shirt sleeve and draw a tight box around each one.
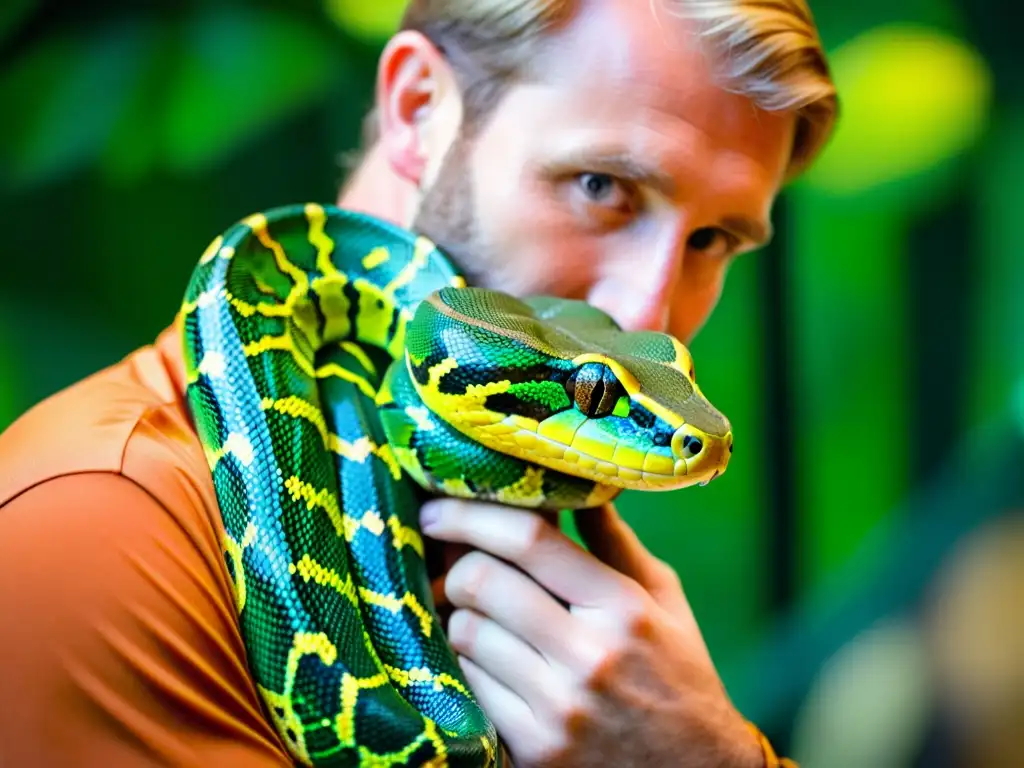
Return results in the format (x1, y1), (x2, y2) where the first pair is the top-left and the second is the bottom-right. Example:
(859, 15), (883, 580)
(0, 472), (291, 767)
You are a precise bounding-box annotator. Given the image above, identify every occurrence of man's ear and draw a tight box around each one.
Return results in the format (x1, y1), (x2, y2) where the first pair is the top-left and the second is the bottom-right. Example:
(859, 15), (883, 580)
(375, 30), (462, 187)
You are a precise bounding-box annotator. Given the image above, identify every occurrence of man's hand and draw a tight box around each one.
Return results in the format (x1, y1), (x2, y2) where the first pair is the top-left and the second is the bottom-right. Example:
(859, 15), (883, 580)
(419, 499), (765, 768)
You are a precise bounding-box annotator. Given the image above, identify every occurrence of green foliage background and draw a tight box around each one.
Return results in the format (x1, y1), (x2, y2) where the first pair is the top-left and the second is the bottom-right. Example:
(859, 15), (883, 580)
(2, 0), (1020, 756)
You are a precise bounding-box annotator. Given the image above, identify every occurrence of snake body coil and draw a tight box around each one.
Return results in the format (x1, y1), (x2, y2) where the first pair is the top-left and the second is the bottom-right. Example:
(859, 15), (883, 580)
(181, 204), (733, 767)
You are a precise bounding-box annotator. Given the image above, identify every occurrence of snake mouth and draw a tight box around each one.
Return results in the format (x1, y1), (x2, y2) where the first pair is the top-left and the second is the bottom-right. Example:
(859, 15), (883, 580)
(474, 416), (731, 491)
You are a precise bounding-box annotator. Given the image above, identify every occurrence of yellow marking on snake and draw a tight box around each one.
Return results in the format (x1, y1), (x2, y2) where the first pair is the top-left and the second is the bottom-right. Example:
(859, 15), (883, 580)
(224, 522), (257, 612)
(226, 290), (293, 318)
(305, 203), (342, 280)
(262, 396), (329, 445)
(244, 333), (315, 377)
(257, 396), (402, 479)
(341, 341), (378, 376)
(326, 435), (402, 480)
(290, 554), (359, 606)
(198, 235), (223, 264)
(343, 509), (386, 541)
(385, 666), (472, 697)
(351, 277), (398, 352)
(243, 212), (308, 290)
(388, 309), (414, 360)
(387, 516), (424, 557)
(382, 237), (435, 297)
(420, 357), (510, 427)
(316, 361), (377, 399)
(495, 466), (547, 507)
(358, 588), (434, 637)
(669, 337), (706, 397)
(284, 476), (345, 537)
(362, 246), (390, 270)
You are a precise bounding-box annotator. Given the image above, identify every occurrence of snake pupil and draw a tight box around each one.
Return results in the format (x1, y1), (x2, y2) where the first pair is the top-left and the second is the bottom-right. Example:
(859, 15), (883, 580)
(567, 363), (625, 418)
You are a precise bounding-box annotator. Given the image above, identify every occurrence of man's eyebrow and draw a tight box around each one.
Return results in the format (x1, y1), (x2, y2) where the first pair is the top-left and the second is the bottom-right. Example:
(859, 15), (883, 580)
(535, 149), (678, 198)
(719, 215), (773, 246)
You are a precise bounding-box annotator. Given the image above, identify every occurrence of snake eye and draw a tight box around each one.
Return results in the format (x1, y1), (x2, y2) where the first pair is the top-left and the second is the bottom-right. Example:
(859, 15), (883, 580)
(566, 362), (625, 418)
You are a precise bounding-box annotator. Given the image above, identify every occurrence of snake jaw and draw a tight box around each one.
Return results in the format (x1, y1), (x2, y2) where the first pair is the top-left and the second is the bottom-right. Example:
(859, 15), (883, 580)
(460, 413), (730, 492)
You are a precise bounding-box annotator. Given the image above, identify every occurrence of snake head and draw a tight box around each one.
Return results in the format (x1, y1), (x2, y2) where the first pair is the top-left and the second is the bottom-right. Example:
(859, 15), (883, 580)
(402, 287), (732, 492)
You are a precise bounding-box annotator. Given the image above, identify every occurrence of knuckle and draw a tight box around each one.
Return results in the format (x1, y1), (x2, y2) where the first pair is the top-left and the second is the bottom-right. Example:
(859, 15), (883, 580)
(617, 588), (657, 639)
(444, 550), (494, 606)
(584, 636), (626, 684)
(520, 733), (567, 768)
(653, 558), (683, 590)
(615, 578), (651, 617)
(624, 604), (656, 639)
(511, 512), (552, 559)
(446, 608), (480, 654)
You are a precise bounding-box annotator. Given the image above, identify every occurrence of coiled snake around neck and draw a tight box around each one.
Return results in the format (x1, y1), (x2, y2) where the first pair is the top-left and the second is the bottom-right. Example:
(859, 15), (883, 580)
(180, 203), (733, 767)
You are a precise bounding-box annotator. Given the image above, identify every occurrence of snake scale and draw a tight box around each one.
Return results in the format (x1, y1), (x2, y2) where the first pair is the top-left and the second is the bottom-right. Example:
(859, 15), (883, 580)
(180, 203), (733, 767)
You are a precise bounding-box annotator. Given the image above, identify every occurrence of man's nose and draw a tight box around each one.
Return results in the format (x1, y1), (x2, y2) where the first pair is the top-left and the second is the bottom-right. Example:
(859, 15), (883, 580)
(587, 233), (685, 333)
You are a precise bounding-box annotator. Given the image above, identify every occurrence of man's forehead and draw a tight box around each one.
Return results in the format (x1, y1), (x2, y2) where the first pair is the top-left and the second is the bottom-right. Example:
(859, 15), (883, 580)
(528, 1), (706, 95)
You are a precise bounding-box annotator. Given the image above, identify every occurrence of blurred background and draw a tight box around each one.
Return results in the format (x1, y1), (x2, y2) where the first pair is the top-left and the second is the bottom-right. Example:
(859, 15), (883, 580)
(1, 1), (1021, 765)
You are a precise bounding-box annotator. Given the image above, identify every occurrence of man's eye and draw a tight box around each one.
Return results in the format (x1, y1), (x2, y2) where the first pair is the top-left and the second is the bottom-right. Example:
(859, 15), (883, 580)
(578, 173), (618, 201)
(574, 173), (632, 214)
(687, 227), (737, 257)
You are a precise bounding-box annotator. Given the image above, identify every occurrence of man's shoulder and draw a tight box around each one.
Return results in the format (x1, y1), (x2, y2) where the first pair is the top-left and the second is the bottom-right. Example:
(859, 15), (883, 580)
(0, 326), (215, 518)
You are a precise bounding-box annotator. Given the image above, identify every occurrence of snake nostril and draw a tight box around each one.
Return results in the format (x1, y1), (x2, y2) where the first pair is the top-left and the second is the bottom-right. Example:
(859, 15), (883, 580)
(681, 434), (703, 459)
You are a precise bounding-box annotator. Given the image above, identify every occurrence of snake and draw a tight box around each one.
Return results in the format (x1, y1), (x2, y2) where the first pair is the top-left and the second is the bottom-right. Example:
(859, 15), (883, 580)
(180, 203), (733, 767)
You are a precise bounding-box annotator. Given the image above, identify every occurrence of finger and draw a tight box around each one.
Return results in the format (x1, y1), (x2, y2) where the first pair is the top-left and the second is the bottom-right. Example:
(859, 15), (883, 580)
(445, 550), (599, 669)
(448, 608), (557, 706)
(573, 503), (681, 598)
(457, 655), (538, 748)
(421, 498), (634, 608)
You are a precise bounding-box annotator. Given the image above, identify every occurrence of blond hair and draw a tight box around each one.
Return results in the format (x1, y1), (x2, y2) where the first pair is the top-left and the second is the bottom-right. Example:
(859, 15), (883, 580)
(362, 0), (837, 179)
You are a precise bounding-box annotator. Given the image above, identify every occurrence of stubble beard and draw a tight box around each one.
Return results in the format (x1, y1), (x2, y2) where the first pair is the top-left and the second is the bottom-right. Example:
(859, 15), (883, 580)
(410, 134), (492, 288)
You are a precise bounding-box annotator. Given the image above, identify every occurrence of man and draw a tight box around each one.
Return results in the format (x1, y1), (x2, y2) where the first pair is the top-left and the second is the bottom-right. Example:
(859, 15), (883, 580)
(0, 0), (836, 766)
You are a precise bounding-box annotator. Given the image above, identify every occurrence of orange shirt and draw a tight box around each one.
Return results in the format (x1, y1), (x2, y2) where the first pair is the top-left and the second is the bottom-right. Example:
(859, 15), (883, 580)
(0, 320), (292, 767)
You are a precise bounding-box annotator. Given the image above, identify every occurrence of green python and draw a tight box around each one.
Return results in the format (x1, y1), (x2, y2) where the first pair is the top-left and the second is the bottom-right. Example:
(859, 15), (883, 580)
(180, 203), (733, 767)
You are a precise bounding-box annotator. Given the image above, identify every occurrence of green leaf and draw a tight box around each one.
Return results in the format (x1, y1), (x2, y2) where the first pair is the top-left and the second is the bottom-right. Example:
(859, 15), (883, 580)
(0, 20), (151, 188)
(0, 0), (37, 47)
(804, 23), (992, 196)
(98, 20), (171, 185)
(161, 6), (337, 173)
(325, 0), (405, 42)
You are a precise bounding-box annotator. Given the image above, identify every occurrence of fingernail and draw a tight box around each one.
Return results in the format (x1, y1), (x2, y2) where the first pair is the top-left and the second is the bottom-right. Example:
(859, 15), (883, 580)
(420, 501), (442, 532)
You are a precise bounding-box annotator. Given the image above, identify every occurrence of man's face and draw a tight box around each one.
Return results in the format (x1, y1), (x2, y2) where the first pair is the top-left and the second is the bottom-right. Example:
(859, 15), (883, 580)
(410, 1), (796, 342)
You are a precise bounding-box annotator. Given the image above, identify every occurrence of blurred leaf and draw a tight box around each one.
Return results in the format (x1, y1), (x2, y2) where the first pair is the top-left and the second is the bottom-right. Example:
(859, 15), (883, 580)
(98, 20), (171, 185)
(0, 20), (150, 188)
(0, 0), (36, 47)
(325, 0), (404, 42)
(805, 24), (992, 196)
(161, 6), (337, 173)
